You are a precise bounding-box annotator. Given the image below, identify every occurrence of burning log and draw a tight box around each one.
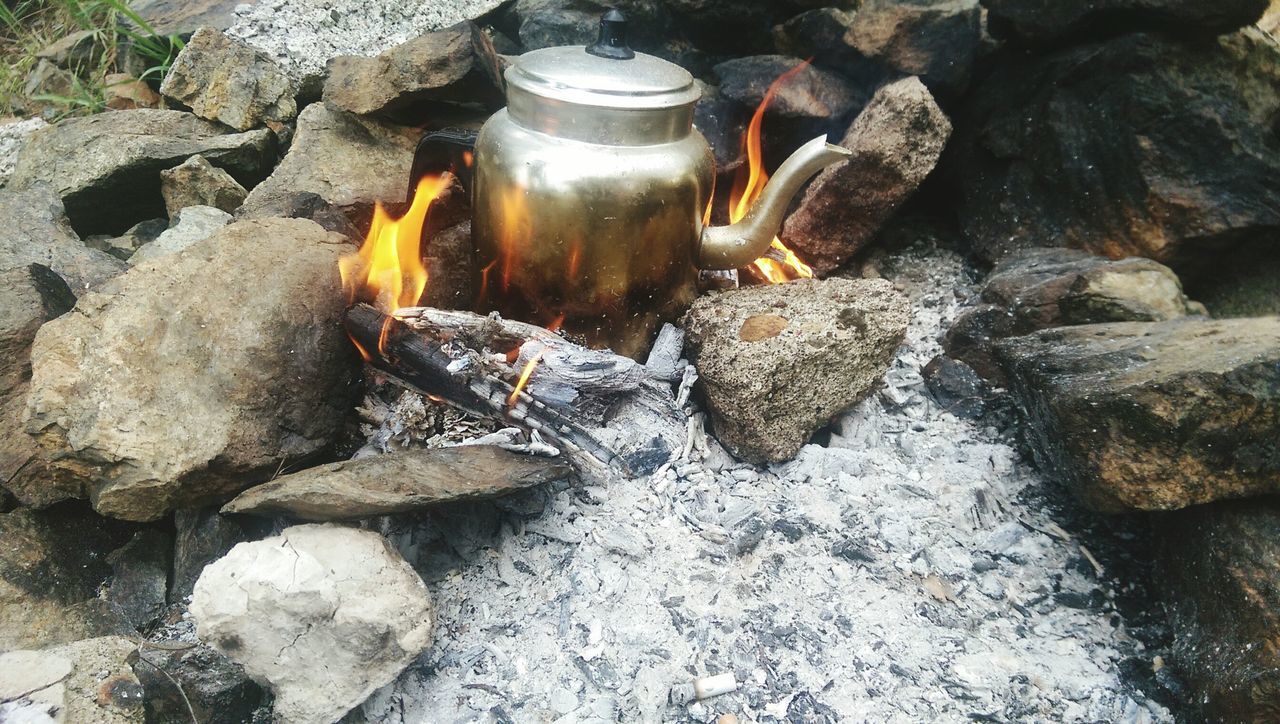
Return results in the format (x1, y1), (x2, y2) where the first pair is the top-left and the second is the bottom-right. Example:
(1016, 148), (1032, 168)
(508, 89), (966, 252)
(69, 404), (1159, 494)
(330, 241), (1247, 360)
(342, 303), (688, 481)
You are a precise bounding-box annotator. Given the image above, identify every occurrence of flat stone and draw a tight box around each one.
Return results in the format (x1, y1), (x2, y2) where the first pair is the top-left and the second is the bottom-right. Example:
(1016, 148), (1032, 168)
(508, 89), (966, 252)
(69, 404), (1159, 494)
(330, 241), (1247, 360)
(223, 445), (572, 520)
(160, 154), (248, 216)
(1156, 498), (1280, 721)
(25, 218), (359, 522)
(781, 77), (951, 275)
(160, 27), (296, 131)
(995, 317), (1280, 512)
(985, 0), (1268, 44)
(0, 185), (125, 294)
(129, 205), (233, 266)
(849, 0), (982, 95)
(238, 103), (417, 220)
(324, 21), (504, 120)
(683, 277), (910, 463)
(131, 0), (251, 34)
(9, 109), (275, 236)
(191, 524), (434, 724)
(0, 637), (145, 723)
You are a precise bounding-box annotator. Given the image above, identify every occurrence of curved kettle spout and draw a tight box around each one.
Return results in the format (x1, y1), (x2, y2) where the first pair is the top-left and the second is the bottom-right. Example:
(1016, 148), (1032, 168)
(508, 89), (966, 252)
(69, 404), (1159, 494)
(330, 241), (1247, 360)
(698, 135), (852, 271)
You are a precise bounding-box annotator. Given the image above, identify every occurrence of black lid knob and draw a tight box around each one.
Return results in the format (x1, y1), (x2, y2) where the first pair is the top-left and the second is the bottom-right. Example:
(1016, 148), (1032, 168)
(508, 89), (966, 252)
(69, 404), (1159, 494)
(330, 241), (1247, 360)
(586, 9), (635, 60)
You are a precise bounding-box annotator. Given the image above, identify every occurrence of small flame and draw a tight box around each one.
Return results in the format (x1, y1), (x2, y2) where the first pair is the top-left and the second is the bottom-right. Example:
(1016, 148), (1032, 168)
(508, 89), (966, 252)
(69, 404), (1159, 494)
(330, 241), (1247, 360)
(730, 60), (815, 284)
(508, 348), (546, 407)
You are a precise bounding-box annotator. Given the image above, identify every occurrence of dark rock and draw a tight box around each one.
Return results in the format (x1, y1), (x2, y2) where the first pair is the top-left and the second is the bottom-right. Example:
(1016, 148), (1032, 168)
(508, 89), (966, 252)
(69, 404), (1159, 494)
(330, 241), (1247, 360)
(1187, 251), (1280, 319)
(324, 22), (505, 121)
(849, 0), (982, 95)
(238, 103), (417, 221)
(693, 83), (746, 172)
(922, 355), (991, 418)
(683, 278), (910, 463)
(1156, 498), (1280, 721)
(995, 317), (1280, 512)
(831, 538), (876, 563)
(160, 27), (296, 131)
(237, 191), (363, 239)
(773, 8), (865, 72)
(171, 507), (261, 602)
(136, 643), (266, 724)
(160, 154), (248, 216)
(423, 220), (475, 309)
(984, 0), (1268, 45)
(222, 446), (571, 520)
(103, 530), (171, 629)
(128, 206), (232, 266)
(666, 0), (796, 55)
(0, 264), (74, 394)
(780, 77), (951, 275)
(85, 218), (169, 261)
(512, 0), (674, 54)
(25, 218), (359, 522)
(9, 109), (275, 237)
(0, 505), (136, 650)
(0, 186), (126, 294)
(949, 29), (1280, 274)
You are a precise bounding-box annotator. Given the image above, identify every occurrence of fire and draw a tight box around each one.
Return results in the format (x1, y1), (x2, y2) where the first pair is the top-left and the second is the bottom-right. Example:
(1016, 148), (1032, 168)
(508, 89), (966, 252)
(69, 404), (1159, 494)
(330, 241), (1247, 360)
(732, 61), (815, 284)
(508, 347), (545, 407)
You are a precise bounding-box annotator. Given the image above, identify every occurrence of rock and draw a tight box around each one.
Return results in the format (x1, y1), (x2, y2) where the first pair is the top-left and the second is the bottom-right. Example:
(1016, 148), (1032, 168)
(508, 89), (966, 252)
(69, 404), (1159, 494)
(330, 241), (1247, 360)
(984, 0), (1268, 44)
(0, 117), (47, 187)
(995, 317), (1280, 512)
(160, 27), (296, 132)
(1156, 498), (1280, 721)
(713, 54), (866, 170)
(103, 530), (171, 629)
(35, 29), (106, 71)
(667, 0), (797, 54)
(223, 445), (572, 520)
(0, 381), (83, 508)
(0, 185), (126, 293)
(129, 206), (233, 265)
(191, 524), (435, 724)
(160, 154), (248, 216)
(86, 218), (169, 262)
(512, 0), (674, 54)
(848, 0), (982, 96)
(9, 109), (275, 236)
(683, 277), (910, 463)
(22, 60), (77, 114)
(103, 73), (163, 111)
(236, 191), (363, 239)
(24, 218), (359, 522)
(772, 8), (863, 71)
(0, 506), (136, 650)
(950, 29), (1280, 274)
(422, 220), (474, 309)
(324, 21), (504, 120)
(171, 507), (263, 602)
(780, 77), (951, 275)
(136, 643), (266, 724)
(238, 103), (417, 220)
(130, 0), (248, 34)
(0, 264), (75, 394)
(1187, 252), (1280, 319)
(945, 248), (1201, 384)
(0, 637), (145, 723)
(922, 355), (992, 419)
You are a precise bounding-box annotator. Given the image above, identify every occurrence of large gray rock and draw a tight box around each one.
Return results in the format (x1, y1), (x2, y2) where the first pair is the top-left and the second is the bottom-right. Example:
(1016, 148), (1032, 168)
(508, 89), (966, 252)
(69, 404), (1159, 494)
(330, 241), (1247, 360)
(0, 186), (126, 293)
(772, 8), (863, 71)
(0, 264), (74, 395)
(1156, 498), (1280, 722)
(849, 0), (982, 95)
(129, 205), (233, 266)
(683, 277), (910, 463)
(985, 0), (1268, 44)
(238, 103), (417, 219)
(512, 0), (674, 53)
(780, 77), (951, 275)
(24, 218), (359, 522)
(0, 636), (145, 723)
(223, 445), (571, 520)
(995, 317), (1280, 512)
(324, 21), (504, 120)
(160, 154), (248, 216)
(0, 117), (47, 187)
(191, 524), (435, 724)
(9, 109), (275, 236)
(950, 29), (1280, 274)
(160, 27), (296, 131)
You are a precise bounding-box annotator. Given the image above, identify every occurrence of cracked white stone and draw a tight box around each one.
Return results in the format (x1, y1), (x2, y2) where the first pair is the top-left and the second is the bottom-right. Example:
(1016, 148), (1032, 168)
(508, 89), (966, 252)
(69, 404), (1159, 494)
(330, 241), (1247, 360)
(190, 523), (435, 724)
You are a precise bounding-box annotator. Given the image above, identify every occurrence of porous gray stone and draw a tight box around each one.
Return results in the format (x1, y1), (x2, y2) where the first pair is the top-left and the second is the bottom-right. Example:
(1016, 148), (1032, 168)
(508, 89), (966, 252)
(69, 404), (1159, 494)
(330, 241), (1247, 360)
(8, 109), (274, 236)
(323, 21), (504, 120)
(191, 524), (434, 724)
(683, 277), (910, 463)
(996, 317), (1280, 512)
(24, 218), (359, 522)
(160, 154), (248, 216)
(0, 185), (125, 293)
(160, 27), (296, 131)
(781, 77), (951, 275)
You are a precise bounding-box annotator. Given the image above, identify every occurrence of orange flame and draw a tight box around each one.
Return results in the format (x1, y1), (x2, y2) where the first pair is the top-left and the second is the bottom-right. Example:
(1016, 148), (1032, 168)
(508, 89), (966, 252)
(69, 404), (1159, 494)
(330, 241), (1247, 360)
(731, 60), (815, 284)
(508, 348), (546, 407)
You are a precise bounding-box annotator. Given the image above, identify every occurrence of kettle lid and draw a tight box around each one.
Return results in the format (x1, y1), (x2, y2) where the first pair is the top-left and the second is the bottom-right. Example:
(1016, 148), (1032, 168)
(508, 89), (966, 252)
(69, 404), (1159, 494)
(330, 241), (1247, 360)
(507, 11), (700, 111)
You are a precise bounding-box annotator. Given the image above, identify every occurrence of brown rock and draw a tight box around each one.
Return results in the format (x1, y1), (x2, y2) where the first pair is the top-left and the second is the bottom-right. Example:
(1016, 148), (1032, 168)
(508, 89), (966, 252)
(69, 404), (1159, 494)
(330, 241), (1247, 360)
(24, 218), (360, 521)
(160, 154), (248, 215)
(0, 186), (125, 295)
(323, 22), (504, 121)
(995, 317), (1280, 512)
(683, 277), (910, 463)
(223, 446), (571, 520)
(1156, 498), (1280, 721)
(781, 77), (951, 275)
(103, 73), (162, 111)
(160, 27), (296, 131)
(849, 0), (982, 95)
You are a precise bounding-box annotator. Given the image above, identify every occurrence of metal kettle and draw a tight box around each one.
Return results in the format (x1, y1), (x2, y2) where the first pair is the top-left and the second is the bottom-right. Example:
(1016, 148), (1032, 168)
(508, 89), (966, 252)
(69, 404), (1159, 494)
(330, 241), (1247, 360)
(471, 10), (852, 358)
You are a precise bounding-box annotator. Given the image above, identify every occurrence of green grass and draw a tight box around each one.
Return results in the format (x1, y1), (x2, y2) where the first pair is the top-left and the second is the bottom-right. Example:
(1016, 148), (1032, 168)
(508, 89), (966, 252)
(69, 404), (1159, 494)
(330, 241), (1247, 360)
(0, 0), (183, 119)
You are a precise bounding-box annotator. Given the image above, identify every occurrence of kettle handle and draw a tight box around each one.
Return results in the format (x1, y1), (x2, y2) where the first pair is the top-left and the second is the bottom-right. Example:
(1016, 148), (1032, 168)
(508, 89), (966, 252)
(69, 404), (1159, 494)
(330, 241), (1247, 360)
(408, 128), (479, 203)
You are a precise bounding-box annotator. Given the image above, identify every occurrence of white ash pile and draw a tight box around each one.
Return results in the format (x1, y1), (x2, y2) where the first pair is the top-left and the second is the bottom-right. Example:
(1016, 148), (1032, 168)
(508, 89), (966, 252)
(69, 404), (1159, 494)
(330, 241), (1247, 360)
(349, 243), (1170, 723)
